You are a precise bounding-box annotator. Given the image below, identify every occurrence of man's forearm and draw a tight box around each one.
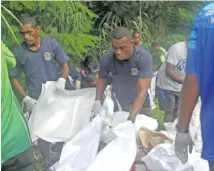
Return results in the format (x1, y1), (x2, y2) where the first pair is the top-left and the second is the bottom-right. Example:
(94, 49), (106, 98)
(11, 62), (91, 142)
(177, 74), (199, 130)
(11, 78), (27, 98)
(95, 76), (107, 100)
(130, 92), (147, 116)
(61, 63), (69, 79)
(166, 63), (184, 84)
(167, 70), (184, 84)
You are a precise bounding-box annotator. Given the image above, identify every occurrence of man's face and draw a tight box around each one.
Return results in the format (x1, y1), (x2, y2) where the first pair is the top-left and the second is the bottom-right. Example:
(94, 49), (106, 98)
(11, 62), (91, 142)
(133, 33), (141, 45)
(152, 45), (159, 51)
(112, 37), (134, 60)
(20, 24), (40, 46)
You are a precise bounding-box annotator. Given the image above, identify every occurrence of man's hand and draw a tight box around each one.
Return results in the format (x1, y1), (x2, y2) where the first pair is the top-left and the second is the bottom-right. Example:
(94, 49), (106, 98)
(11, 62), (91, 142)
(127, 115), (136, 123)
(23, 96), (37, 112)
(55, 78), (66, 91)
(91, 100), (102, 119)
(175, 132), (193, 164)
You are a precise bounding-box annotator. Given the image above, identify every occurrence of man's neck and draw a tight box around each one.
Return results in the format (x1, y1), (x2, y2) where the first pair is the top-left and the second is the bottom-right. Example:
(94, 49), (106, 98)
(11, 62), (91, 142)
(28, 37), (41, 51)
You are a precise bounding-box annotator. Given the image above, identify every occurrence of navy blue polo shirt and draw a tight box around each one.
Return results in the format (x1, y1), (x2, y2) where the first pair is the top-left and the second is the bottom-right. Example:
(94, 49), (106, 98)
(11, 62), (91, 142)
(99, 46), (153, 111)
(10, 37), (69, 100)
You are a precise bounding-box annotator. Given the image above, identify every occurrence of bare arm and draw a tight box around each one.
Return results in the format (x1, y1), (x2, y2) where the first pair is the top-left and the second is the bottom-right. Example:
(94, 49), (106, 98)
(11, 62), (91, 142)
(11, 78), (27, 98)
(130, 78), (152, 116)
(166, 63), (184, 84)
(177, 74), (199, 130)
(60, 63), (69, 79)
(95, 76), (107, 100)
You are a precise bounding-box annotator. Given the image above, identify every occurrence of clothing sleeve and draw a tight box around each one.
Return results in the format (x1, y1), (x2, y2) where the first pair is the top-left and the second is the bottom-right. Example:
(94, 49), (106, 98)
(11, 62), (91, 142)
(70, 68), (82, 81)
(52, 39), (69, 65)
(9, 47), (24, 78)
(185, 19), (198, 74)
(98, 55), (109, 79)
(166, 45), (180, 65)
(138, 52), (153, 79)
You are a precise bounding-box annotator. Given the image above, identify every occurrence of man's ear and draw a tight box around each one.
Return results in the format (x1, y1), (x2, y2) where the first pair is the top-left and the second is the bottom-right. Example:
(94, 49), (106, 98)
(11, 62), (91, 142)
(36, 26), (40, 32)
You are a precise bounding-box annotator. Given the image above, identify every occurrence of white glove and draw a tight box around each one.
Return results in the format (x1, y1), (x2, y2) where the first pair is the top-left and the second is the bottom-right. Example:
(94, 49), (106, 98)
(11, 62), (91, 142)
(55, 78), (66, 91)
(175, 132), (193, 164)
(91, 100), (102, 119)
(23, 96), (37, 112)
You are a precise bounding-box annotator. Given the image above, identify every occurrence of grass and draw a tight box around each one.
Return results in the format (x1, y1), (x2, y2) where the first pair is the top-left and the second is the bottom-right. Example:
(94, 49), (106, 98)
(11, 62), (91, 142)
(152, 99), (164, 124)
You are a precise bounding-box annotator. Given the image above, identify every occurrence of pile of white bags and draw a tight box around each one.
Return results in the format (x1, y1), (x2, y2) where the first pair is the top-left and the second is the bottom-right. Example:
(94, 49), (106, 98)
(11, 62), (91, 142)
(51, 88), (137, 171)
(141, 99), (209, 171)
(28, 82), (96, 143)
(51, 117), (137, 171)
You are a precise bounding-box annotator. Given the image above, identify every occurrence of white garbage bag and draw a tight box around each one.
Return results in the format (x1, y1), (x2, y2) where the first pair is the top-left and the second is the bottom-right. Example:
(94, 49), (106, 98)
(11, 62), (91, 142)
(141, 143), (209, 171)
(101, 111), (129, 144)
(135, 114), (158, 131)
(28, 82), (96, 143)
(86, 121), (137, 171)
(51, 116), (102, 171)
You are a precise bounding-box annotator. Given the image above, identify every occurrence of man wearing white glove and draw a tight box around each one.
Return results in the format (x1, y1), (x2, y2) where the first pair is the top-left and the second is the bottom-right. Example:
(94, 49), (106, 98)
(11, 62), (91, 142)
(175, 3), (214, 170)
(9, 15), (69, 170)
(55, 77), (66, 91)
(10, 15), (69, 109)
(92, 27), (152, 123)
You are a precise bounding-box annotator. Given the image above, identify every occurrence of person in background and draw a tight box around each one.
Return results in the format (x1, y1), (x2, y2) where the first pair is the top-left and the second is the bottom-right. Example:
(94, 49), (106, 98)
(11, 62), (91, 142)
(77, 56), (99, 88)
(9, 15), (69, 170)
(57, 67), (82, 90)
(132, 31), (150, 52)
(91, 27), (153, 122)
(151, 42), (167, 67)
(175, 3), (214, 171)
(1, 41), (34, 171)
(156, 41), (187, 123)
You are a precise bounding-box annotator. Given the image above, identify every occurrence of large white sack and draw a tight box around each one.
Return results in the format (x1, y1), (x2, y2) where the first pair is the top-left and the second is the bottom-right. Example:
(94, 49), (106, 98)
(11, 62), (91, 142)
(28, 82), (96, 143)
(86, 121), (137, 171)
(51, 116), (102, 171)
(141, 143), (209, 171)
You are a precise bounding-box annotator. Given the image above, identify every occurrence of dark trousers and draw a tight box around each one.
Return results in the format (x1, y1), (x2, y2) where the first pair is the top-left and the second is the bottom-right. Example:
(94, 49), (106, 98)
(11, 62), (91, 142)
(209, 161), (214, 171)
(1, 146), (34, 171)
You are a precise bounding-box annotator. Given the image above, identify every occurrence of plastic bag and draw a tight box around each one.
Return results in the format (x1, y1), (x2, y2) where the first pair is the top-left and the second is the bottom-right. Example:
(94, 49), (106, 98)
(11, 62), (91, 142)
(141, 143), (209, 171)
(101, 111), (129, 144)
(134, 114), (158, 132)
(28, 82), (96, 143)
(86, 121), (137, 171)
(51, 116), (102, 171)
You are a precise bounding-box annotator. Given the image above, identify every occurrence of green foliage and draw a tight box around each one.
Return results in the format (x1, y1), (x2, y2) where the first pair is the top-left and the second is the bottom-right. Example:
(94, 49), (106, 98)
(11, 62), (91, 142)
(1, 1), (98, 64)
(87, 1), (206, 66)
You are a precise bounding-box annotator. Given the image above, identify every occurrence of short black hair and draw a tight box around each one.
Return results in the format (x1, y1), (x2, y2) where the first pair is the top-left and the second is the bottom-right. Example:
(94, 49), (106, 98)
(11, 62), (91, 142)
(19, 15), (37, 27)
(151, 42), (160, 47)
(112, 27), (132, 40)
(132, 31), (140, 37)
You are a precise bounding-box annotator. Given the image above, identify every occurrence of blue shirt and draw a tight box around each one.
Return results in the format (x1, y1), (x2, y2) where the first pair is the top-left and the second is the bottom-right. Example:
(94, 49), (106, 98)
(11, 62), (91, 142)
(10, 37), (69, 100)
(99, 46), (153, 111)
(186, 3), (214, 160)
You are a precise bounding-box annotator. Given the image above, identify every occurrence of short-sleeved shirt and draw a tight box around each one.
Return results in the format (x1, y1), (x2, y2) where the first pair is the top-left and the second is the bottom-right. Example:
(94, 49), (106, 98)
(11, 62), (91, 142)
(10, 37), (69, 100)
(157, 42), (187, 92)
(99, 46), (153, 111)
(1, 42), (31, 162)
(185, 3), (214, 160)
